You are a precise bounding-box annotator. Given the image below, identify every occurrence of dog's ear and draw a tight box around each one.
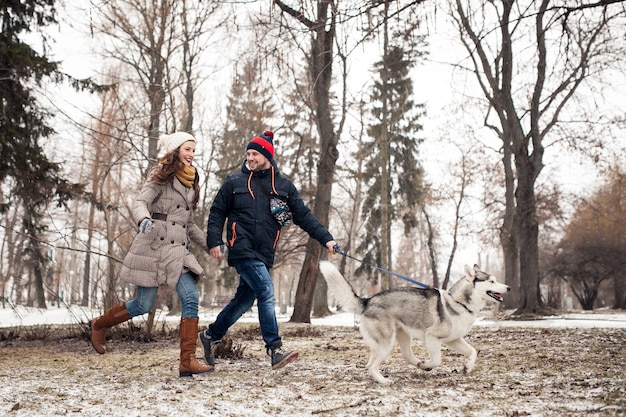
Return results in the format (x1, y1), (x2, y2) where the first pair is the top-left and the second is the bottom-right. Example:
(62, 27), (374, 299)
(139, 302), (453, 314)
(464, 264), (474, 278)
(472, 264), (490, 281)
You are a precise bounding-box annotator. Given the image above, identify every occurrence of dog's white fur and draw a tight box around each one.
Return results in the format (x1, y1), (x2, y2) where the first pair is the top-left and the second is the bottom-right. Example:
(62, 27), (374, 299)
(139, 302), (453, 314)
(319, 261), (510, 384)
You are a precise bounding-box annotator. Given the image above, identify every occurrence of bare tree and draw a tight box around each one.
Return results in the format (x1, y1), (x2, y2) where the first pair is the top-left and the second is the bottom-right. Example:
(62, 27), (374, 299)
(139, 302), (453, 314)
(0, 198), (26, 307)
(548, 165), (625, 310)
(273, 0), (429, 323)
(272, 0), (340, 323)
(89, 83), (136, 310)
(452, 0), (626, 315)
(92, 0), (223, 333)
(96, 0), (174, 161)
(440, 144), (475, 290)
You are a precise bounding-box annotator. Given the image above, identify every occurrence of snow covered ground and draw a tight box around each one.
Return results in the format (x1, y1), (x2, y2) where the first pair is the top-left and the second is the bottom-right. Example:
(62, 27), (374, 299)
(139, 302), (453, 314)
(1, 304), (625, 329)
(1, 306), (624, 417)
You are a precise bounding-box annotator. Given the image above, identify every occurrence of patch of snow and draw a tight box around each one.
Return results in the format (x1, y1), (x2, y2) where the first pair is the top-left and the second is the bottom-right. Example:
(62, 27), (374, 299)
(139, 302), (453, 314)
(1, 305), (625, 329)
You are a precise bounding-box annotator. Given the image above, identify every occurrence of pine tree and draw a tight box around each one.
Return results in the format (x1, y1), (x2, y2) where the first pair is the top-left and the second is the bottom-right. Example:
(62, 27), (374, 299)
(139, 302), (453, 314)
(218, 58), (276, 181)
(356, 44), (425, 288)
(0, 1), (98, 307)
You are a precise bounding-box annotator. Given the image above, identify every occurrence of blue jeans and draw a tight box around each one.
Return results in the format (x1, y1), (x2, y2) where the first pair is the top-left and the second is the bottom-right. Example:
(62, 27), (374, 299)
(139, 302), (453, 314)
(125, 272), (200, 319)
(207, 259), (281, 350)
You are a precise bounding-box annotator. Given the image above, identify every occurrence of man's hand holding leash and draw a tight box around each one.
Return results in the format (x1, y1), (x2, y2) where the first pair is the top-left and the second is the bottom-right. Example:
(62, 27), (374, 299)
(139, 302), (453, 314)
(326, 241), (339, 255)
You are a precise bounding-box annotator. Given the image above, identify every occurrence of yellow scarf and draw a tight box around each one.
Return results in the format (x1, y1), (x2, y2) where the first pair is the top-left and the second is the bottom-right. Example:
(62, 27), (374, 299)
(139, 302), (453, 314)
(176, 165), (196, 187)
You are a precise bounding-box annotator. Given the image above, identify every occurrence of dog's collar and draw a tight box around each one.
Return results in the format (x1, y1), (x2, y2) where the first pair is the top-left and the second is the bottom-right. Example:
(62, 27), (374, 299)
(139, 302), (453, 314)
(450, 293), (473, 314)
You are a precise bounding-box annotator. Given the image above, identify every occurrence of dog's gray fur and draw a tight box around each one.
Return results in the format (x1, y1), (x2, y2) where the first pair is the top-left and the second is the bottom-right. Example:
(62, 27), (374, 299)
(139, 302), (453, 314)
(319, 261), (510, 384)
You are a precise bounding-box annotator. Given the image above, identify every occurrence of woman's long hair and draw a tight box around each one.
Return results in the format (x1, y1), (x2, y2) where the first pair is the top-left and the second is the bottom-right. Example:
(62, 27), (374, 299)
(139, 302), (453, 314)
(148, 149), (200, 210)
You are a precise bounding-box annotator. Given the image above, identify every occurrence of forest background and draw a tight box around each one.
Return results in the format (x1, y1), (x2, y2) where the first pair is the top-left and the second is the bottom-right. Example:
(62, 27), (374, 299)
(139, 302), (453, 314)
(1, 0), (625, 334)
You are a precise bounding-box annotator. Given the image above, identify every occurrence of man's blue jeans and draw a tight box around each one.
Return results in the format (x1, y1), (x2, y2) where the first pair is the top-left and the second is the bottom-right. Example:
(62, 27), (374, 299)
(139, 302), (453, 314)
(207, 259), (281, 350)
(125, 272), (200, 319)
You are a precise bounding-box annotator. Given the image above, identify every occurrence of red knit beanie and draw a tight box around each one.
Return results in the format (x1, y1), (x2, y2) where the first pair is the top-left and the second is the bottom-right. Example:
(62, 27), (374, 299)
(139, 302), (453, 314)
(246, 130), (275, 161)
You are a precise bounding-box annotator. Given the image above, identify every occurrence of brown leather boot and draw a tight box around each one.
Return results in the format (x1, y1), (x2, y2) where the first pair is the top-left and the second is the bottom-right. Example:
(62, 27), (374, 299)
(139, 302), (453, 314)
(179, 317), (214, 377)
(90, 302), (130, 354)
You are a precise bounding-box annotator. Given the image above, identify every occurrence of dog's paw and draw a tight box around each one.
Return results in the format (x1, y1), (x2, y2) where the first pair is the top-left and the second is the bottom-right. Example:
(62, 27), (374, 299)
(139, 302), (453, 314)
(419, 363), (433, 371)
(369, 370), (393, 384)
(463, 365), (474, 374)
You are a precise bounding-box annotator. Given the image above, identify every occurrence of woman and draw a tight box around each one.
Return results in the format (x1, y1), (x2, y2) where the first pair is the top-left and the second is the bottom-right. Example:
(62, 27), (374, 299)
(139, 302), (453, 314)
(90, 131), (212, 377)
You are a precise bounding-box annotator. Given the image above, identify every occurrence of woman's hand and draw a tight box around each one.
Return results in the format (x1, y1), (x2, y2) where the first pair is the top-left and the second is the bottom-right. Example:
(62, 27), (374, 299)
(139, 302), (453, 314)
(139, 218), (154, 233)
(209, 245), (224, 259)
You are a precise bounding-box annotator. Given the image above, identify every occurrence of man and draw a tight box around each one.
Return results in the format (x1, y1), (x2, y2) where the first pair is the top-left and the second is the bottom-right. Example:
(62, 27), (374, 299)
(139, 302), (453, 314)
(201, 130), (338, 370)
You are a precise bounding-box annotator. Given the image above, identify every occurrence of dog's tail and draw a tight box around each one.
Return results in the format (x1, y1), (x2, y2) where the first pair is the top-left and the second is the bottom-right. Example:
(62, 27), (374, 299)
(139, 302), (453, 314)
(319, 261), (365, 314)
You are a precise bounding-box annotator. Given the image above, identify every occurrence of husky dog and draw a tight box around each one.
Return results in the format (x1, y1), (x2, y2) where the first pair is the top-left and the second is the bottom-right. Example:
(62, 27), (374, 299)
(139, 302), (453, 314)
(319, 261), (510, 384)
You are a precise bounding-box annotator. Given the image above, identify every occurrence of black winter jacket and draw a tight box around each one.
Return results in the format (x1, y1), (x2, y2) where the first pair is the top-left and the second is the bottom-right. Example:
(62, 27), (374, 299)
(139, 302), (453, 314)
(207, 160), (334, 269)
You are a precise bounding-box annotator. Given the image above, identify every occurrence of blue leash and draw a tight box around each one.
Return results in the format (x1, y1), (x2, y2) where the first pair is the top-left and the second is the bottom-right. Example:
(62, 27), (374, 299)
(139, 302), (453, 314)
(333, 245), (433, 289)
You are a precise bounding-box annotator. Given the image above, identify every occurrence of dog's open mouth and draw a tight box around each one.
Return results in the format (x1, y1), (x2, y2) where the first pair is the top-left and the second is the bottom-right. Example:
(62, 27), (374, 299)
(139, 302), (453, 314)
(487, 291), (504, 302)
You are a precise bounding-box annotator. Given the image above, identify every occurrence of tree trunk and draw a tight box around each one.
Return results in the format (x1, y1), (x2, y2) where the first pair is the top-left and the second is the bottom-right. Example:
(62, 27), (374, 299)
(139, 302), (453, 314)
(514, 157), (546, 315)
(312, 269), (330, 317)
(292, 241), (322, 323)
(613, 274), (626, 309)
(379, 0), (392, 291)
(82, 162), (98, 307)
(500, 224), (519, 309)
(142, 19), (166, 342)
(104, 216), (118, 310)
(25, 212), (46, 309)
(288, 0), (338, 323)
(291, 129), (337, 323)
(2, 208), (23, 306)
(422, 206), (439, 288)
(500, 138), (520, 309)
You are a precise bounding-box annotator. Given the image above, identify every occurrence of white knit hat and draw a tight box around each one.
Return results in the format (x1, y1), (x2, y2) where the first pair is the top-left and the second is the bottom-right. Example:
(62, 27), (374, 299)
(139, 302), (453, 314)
(158, 132), (195, 156)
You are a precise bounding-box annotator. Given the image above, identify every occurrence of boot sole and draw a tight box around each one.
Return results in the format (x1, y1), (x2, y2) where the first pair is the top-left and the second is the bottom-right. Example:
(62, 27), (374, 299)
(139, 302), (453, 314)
(272, 351), (299, 370)
(179, 367), (215, 378)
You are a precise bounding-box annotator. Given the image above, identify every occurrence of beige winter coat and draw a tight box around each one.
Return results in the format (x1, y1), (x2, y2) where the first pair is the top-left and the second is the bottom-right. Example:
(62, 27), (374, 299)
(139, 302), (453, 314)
(120, 175), (209, 288)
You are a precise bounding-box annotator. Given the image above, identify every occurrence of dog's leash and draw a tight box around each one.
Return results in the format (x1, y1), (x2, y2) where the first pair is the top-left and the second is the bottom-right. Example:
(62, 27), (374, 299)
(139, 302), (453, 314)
(333, 245), (433, 289)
